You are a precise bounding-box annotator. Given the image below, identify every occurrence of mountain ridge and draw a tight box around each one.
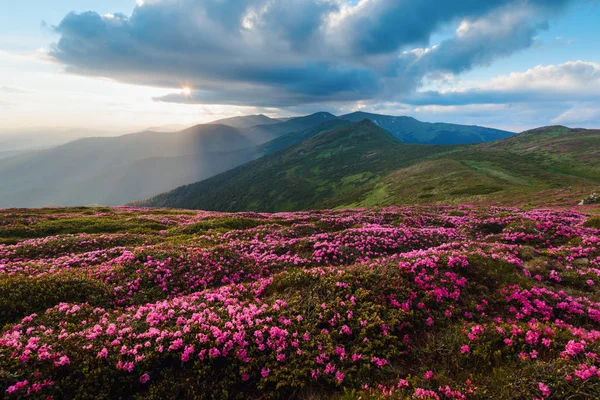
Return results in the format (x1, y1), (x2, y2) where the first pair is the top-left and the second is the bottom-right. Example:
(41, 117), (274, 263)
(134, 122), (600, 211)
(132, 120), (452, 211)
(208, 114), (282, 129)
(338, 111), (514, 144)
(0, 112), (569, 209)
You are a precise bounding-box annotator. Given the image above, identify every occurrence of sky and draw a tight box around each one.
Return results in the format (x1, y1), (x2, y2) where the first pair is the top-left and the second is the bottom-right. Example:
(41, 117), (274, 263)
(0, 0), (599, 133)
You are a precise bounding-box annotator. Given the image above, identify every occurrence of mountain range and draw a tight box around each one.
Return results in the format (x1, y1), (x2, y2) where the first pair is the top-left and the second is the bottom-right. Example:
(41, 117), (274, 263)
(339, 112), (512, 144)
(0, 112), (514, 207)
(135, 122), (600, 211)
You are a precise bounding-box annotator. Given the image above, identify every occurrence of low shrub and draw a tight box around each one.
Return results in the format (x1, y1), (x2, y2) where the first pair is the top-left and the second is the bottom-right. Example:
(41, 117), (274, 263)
(181, 218), (264, 233)
(0, 273), (113, 327)
(584, 216), (600, 229)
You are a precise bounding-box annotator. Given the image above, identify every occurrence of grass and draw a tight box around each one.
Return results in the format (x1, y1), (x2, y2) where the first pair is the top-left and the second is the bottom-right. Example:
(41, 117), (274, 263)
(584, 216), (600, 229)
(0, 216), (167, 239)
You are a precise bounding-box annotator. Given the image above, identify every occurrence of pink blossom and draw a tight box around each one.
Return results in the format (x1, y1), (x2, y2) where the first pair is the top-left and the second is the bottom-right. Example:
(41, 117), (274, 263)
(538, 382), (551, 397)
(140, 374), (150, 384)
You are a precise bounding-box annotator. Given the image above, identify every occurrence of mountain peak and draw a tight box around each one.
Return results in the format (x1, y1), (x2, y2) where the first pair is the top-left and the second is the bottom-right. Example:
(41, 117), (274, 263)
(340, 111), (415, 121)
(297, 111), (336, 119)
(518, 125), (575, 136)
(355, 118), (379, 128)
(337, 111), (513, 144)
(181, 123), (236, 133)
(310, 119), (397, 144)
(209, 114), (281, 130)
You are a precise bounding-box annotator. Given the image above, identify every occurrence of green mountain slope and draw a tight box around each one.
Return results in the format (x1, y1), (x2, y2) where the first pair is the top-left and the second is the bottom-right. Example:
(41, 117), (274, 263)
(356, 126), (600, 208)
(134, 121), (451, 211)
(339, 111), (514, 144)
(256, 119), (352, 156)
(135, 124), (600, 211)
(481, 125), (600, 179)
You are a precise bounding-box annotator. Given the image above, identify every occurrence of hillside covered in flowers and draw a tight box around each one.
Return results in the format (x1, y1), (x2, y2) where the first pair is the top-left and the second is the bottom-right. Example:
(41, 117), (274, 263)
(1, 206), (600, 399)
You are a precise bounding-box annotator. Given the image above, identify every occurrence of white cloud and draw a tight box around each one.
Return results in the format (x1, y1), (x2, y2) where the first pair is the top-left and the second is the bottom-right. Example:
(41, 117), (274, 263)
(405, 61), (600, 105)
(552, 106), (600, 125)
(484, 61), (600, 94)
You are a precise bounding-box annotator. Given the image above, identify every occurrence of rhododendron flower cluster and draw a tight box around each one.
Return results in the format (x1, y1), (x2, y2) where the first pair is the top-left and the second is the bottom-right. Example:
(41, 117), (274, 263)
(0, 205), (599, 398)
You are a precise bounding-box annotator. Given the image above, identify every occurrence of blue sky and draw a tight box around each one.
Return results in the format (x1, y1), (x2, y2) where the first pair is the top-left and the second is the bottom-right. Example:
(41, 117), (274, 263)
(1, 0), (599, 132)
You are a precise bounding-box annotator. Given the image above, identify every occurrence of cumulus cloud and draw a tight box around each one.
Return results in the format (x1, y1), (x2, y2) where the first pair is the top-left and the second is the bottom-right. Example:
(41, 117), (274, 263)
(49, 0), (580, 108)
(405, 61), (600, 105)
(395, 3), (546, 79)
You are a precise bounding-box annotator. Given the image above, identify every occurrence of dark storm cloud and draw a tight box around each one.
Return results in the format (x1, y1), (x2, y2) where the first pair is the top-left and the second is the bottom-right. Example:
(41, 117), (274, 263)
(49, 0), (579, 107)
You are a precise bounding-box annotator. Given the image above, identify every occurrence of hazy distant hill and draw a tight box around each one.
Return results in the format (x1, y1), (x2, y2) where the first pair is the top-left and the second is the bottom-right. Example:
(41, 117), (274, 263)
(144, 124), (190, 132)
(0, 150), (24, 160)
(0, 116), (341, 207)
(136, 123), (600, 211)
(0, 127), (120, 152)
(209, 114), (282, 129)
(0, 124), (259, 207)
(338, 111), (513, 144)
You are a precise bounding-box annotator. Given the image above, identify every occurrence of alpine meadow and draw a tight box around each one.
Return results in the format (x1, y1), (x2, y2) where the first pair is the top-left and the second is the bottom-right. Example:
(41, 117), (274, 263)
(1, 0), (600, 399)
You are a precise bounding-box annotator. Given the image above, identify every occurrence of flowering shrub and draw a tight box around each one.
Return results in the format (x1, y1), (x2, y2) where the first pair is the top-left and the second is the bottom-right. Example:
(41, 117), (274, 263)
(0, 206), (599, 399)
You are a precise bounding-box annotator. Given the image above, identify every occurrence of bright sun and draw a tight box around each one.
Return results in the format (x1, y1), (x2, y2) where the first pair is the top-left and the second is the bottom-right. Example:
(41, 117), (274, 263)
(182, 87), (192, 96)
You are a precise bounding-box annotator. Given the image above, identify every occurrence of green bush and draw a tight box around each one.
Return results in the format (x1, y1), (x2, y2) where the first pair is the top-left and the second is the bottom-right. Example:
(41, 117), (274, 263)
(0, 217), (168, 238)
(0, 273), (113, 327)
(584, 216), (600, 229)
(181, 218), (264, 233)
(37, 217), (167, 235)
(450, 185), (502, 196)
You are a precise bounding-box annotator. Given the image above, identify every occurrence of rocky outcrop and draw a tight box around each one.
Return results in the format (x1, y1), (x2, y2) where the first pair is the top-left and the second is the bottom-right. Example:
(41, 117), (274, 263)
(579, 192), (600, 205)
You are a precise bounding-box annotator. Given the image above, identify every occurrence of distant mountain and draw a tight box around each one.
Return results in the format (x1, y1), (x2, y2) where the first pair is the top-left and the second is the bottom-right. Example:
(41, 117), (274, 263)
(0, 116), (342, 208)
(0, 124), (259, 207)
(246, 112), (338, 143)
(338, 111), (514, 144)
(135, 123), (600, 211)
(0, 127), (120, 152)
(256, 119), (352, 156)
(144, 124), (191, 132)
(0, 150), (24, 160)
(209, 114), (282, 129)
